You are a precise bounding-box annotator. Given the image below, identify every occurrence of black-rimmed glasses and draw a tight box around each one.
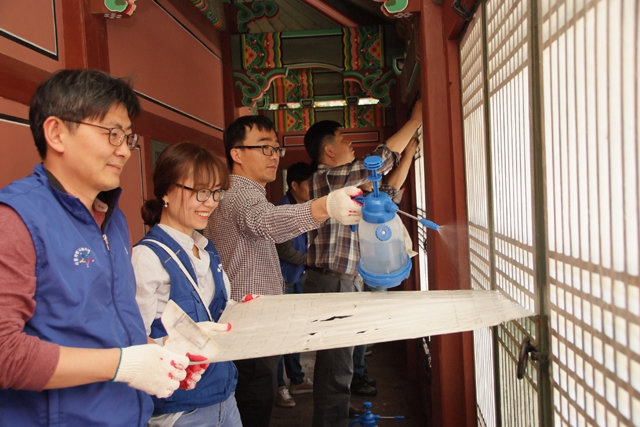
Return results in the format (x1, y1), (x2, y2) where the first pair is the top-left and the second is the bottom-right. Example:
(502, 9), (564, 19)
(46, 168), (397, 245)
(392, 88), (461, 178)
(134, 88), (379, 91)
(175, 184), (225, 202)
(234, 144), (286, 158)
(62, 119), (139, 149)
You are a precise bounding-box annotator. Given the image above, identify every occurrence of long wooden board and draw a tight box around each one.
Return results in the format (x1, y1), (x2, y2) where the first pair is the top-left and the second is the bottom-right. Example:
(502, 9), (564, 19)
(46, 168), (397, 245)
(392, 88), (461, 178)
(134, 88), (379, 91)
(162, 290), (533, 363)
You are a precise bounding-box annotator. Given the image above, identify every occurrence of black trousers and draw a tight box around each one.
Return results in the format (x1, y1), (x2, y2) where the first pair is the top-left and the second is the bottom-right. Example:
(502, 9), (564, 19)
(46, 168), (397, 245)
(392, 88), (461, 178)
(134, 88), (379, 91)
(234, 355), (279, 427)
(304, 268), (362, 427)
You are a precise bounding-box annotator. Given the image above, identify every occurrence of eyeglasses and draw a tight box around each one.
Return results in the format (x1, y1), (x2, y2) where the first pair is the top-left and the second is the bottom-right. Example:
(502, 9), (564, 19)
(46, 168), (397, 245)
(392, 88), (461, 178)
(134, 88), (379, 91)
(175, 183), (225, 202)
(234, 144), (286, 158)
(62, 119), (139, 149)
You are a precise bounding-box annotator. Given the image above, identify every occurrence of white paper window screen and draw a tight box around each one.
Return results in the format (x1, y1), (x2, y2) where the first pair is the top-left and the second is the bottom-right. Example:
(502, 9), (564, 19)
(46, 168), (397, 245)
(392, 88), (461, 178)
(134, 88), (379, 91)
(486, 0), (536, 314)
(492, 0), (541, 425)
(474, 326), (497, 427)
(413, 127), (429, 291)
(461, 8), (497, 427)
(541, 0), (639, 425)
(462, 9), (492, 294)
(462, 0), (542, 424)
(460, 0), (639, 425)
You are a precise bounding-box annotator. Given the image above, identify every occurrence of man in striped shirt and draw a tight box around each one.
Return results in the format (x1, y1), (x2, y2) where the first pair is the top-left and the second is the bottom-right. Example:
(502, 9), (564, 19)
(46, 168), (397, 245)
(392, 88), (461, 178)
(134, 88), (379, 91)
(302, 100), (423, 427)
(204, 115), (363, 427)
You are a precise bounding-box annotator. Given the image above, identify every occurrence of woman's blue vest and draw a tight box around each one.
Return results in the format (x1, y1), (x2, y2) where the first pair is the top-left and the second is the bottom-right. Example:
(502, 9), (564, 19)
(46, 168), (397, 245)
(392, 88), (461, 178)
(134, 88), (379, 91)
(136, 225), (237, 415)
(0, 164), (153, 426)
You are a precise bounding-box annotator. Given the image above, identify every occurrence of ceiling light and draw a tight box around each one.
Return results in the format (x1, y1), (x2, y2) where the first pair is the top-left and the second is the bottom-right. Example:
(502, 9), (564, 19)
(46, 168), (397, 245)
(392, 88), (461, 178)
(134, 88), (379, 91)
(265, 97), (379, 110)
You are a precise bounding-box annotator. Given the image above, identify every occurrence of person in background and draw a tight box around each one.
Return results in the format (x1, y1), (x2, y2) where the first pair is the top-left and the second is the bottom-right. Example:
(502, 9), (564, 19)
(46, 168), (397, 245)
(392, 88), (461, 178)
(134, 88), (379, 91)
(303, 99), (422, 427)
(132, 142), (241, 427)
(0, 69), (188, 426)
(275, 161), (315, 408)
(351, 135), (420, 397)
(204, 115), (364, 427)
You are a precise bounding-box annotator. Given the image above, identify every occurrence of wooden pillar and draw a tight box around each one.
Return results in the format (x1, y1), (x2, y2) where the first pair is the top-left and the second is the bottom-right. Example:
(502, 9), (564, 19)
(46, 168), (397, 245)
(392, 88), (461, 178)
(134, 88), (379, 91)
(62, 0), (110, 70)
(419, 1), (475, 426)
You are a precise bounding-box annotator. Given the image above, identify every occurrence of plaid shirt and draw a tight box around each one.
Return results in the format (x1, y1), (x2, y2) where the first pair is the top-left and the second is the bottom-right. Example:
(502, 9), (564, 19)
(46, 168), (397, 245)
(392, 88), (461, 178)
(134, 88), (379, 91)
(205, 175), (322, 301)
(308, 145), (399, 275)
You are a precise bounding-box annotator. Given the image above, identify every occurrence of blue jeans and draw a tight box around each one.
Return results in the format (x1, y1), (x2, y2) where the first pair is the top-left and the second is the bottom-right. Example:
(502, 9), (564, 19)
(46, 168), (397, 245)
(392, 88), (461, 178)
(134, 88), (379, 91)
(173, 394), (242, 427)
(353, 344), (367, 377)
(277, 353), (305, 387)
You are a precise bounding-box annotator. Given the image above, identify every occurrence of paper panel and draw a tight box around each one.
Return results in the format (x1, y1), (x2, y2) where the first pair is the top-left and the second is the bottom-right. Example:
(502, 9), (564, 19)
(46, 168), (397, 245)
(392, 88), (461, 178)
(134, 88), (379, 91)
(162, 290), (533, 363)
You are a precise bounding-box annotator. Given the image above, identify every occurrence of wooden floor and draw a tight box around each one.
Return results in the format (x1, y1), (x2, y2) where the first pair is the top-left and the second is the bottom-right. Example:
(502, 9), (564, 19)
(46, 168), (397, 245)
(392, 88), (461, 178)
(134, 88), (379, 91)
(271, 340), (428, 427)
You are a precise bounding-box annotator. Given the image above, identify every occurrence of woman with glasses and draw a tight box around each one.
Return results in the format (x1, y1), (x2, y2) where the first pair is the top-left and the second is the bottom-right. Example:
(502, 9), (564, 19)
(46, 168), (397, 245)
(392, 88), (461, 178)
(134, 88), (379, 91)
(132, 142), (242, 427)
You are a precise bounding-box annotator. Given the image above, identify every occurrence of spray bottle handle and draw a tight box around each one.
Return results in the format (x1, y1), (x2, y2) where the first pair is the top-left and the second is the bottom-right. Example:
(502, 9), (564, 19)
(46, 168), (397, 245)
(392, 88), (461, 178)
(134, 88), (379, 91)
(352, 195), (365, 204)
(349, 195), (365, 232)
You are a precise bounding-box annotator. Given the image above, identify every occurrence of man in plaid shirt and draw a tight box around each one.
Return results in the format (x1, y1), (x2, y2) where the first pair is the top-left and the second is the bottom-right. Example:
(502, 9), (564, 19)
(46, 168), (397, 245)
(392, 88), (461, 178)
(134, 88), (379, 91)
(303, 100), (422, 427)
(205, 115), (363, 427)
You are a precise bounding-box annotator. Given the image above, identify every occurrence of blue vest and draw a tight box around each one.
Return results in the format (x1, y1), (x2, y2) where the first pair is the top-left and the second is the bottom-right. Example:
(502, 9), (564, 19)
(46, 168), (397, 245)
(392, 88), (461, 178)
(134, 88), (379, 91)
(277, 193), (307, 284)
(136, 225), (237, 415)
(0, 164), (153, 426)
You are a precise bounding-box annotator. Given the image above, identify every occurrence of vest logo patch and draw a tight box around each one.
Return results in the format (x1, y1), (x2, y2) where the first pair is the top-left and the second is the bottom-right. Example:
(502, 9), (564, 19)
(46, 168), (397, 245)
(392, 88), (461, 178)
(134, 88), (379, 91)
(74, 247), (95, 268)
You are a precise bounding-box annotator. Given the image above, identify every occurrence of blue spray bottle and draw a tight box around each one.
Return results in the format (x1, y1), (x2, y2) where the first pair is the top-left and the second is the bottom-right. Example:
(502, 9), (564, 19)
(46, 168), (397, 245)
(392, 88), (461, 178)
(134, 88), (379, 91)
(354, 156), (412, 289)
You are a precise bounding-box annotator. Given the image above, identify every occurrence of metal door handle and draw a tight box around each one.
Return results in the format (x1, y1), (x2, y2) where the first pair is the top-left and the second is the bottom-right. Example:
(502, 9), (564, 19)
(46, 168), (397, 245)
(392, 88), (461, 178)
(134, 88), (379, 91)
(517, 337), (543, 379)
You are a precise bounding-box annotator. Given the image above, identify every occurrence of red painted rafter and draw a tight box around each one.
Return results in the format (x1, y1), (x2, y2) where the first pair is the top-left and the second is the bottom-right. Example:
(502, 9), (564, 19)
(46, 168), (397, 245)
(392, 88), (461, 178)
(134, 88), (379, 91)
(302, 0), (359, 27)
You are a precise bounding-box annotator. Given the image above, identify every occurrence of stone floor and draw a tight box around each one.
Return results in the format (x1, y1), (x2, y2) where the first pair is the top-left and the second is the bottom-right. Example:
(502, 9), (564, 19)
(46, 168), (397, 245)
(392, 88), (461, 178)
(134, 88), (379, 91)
(271, 340), (427, 427)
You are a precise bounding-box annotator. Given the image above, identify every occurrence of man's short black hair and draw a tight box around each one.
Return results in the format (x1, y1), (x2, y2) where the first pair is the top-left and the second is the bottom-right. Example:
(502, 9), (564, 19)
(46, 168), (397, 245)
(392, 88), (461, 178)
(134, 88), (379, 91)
(286, 162), (314, 188)
(29, 69), (140, 159)
(303, 120), (342, 163)
(224, 115), (275, 169)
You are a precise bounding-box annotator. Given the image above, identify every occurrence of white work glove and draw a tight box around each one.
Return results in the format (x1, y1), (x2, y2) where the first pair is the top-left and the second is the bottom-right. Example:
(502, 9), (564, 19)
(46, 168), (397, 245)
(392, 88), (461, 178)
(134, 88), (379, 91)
(160, 300), (230, 366)
(180, 353), (209, 391)
(112, 344), (188, 398)
(168, 320), (231, 390)
(162, 318), (232, 390)
(196, 320), (232, 333)
(326, 186), (363, 225)
(163, 319), (231, 355)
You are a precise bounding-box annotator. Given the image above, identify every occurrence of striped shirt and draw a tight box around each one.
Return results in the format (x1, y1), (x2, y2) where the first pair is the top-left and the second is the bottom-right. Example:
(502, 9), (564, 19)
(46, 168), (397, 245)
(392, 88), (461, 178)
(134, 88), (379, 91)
(307, 145), (399, 275)
(204, 175), (323, 301)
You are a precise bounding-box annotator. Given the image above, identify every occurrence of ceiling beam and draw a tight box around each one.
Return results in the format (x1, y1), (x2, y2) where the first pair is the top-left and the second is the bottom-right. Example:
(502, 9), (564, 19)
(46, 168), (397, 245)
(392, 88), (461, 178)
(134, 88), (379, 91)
(302, 0), (359, 27)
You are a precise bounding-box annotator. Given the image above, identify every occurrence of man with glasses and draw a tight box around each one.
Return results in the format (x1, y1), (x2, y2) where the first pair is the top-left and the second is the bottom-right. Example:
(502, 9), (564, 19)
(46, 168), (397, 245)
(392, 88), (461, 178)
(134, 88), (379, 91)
(204, 115), (363, 427)
(0, 69), (190, 426)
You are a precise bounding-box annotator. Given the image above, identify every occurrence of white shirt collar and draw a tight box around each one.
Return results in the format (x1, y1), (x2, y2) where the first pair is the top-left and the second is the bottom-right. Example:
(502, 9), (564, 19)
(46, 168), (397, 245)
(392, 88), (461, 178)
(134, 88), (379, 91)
(157, 224), (208, 251)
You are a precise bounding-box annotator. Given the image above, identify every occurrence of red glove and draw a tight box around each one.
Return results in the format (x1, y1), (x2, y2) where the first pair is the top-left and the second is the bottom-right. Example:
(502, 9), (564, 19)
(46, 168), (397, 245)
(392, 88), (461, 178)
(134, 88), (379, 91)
(241, 294), (261, 303)
(179, 353), (209, 391)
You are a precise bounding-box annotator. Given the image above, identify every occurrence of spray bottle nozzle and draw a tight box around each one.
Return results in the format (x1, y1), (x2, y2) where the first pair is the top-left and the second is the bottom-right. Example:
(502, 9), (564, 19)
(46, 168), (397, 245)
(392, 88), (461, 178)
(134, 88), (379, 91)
(396, 209), (440, 231)
(419, 218), (440, 231)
